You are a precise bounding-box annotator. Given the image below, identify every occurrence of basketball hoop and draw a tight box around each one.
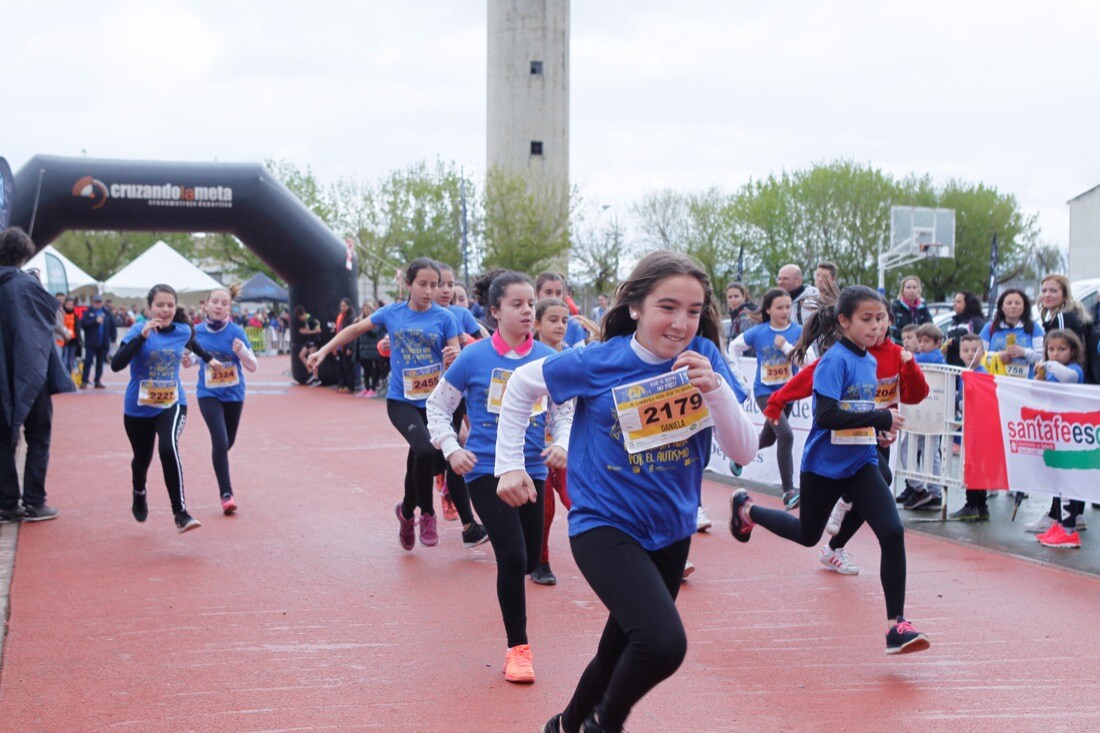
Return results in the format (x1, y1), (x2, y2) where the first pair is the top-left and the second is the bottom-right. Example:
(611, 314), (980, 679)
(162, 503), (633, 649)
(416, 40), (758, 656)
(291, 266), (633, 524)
(918, 242), (949, 258)
(878, 206), (956, 290)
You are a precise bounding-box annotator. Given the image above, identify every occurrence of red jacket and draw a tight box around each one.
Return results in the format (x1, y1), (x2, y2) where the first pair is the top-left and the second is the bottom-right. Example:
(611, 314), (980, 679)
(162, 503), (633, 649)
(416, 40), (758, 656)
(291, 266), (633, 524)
(763, 340), (929, 422)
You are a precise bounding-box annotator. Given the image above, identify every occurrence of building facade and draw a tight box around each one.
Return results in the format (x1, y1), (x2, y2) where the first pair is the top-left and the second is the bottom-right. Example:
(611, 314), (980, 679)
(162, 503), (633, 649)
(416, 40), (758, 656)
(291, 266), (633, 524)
(1069, 185), (1100, 281)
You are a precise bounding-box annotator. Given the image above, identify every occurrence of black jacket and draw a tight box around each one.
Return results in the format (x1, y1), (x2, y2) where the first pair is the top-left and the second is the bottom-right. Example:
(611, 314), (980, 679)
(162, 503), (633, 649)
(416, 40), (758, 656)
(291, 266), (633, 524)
(890, 299), (933, 343)
(0, 267), (61, 432)
(80, 306), (118, 349)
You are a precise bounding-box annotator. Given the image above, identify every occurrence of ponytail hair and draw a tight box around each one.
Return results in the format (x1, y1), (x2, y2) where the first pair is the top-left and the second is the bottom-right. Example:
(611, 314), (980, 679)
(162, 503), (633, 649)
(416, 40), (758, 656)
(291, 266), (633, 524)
(472, 268), (508, 330)
(210, 282), (241, 301)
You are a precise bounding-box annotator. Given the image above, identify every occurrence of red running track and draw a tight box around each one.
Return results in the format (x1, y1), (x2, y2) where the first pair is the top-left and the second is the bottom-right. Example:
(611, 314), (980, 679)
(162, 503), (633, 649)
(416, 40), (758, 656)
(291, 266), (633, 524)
(1, 358), (1098, 732)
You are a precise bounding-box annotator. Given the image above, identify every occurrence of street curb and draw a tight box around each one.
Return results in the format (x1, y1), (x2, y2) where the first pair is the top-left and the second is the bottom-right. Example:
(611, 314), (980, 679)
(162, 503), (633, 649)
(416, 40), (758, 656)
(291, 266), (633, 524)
(0, 519), (16, 670)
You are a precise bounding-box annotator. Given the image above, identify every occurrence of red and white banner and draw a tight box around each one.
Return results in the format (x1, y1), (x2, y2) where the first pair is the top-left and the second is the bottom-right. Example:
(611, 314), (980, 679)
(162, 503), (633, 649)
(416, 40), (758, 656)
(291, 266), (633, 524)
(963, 371), (1100, 501)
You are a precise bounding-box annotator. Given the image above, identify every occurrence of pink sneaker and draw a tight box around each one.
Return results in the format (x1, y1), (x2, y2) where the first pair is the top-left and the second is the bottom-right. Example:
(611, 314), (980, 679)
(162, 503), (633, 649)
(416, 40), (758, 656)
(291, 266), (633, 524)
(419, 512), (439, 546)
(395, 502), (415, 551)
(365, 389), (377, 398)
(220, 494), (238, 515)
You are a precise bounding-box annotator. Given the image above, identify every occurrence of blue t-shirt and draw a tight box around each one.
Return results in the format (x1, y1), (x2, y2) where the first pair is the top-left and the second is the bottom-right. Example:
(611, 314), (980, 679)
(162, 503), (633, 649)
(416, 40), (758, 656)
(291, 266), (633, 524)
(980, 321), (1044, 378)
(448, 304), (482, 337)
(542, 334), (737, 551)
(802, 342), (880, 479)
(194, 322), (250, 402)
(121, 322), (193, 418)
(371, 302), (460, 406)
(741, 322), (802, 397)
(1044, 362), (1084, 383)
(914, 349), (946, 365)
(443, 339), (555, 481)
(565, 318), (588, 349)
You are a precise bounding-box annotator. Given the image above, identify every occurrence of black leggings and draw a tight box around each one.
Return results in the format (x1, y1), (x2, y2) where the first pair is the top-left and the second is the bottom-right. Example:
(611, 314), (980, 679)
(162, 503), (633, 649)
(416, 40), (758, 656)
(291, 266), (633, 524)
(467, 474), (545, 648)
(749, 462), (907, 620)
(123, 404), (189, 515)
(384, 400), (477, 525)
(198, 398), (243, 497)
(336, 349), (356, 390)
(757, 395), (794, 491)
(561, 526), (691, 733)
(830, 445), (891, 550)
(359, 358), (382, 391)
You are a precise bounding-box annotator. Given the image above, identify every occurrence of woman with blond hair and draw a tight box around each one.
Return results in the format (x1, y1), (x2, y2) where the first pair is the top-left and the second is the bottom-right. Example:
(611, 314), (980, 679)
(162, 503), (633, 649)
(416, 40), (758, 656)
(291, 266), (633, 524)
(889, 275), (933, 344)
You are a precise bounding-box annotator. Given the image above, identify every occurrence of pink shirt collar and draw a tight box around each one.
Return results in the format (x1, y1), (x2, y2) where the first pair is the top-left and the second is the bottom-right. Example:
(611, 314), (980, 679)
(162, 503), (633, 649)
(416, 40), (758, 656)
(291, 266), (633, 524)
(491, 329), (534, 357)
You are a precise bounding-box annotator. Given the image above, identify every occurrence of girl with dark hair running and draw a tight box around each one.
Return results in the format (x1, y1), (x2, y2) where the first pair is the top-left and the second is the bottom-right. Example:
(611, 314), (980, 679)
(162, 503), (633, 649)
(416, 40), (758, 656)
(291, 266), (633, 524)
(730, 285), (931, 655)
(427, 272), (573, 684)
(309, 259), (487, 550)
(188, 283), (257, 514)
(111, 284), (220, 533)
(495, 251), (756, 732)
(728, 287), (803, 509)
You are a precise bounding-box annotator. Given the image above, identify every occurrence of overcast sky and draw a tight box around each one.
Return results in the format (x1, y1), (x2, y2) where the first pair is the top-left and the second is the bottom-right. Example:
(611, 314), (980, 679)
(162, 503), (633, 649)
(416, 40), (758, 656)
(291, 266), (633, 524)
(3, 0), (1097, 253)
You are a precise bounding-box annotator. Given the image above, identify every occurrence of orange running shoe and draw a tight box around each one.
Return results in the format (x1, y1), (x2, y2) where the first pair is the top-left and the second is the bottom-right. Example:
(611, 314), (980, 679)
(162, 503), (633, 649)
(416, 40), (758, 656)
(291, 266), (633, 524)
(434, 472), (446, 494)
(440, 493), (459, 521)
(503, 644), (535, 683)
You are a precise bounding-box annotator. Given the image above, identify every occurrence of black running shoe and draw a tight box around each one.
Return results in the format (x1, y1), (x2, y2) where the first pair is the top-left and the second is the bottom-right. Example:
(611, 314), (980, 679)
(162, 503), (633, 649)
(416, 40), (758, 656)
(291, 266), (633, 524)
(530, 562), (557, 586)
(895, 486), (914, 504)
(0, 507), (25, 524)
(581, 712), (608, 732)
(886, 618), (931, 655)
(174, 512), (201, 534)
(543, 713), (565, 733)
(22, 504), (59, 522)
(132, 491), (148, 522)
(461, 522), (490, 548)
(728, 489), (754, 543)
(949, 504), (980, 521)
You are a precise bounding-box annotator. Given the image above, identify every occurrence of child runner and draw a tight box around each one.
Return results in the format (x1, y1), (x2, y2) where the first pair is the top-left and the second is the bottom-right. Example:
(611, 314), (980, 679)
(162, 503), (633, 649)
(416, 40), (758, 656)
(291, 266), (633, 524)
(764, 301), (929, 574)
(730, 285), (931, 655)
(536, 272), (590, 349)
(530, 297), (572, 586)
(308, 259), (486, 550)
(427, 272), (573, 683)
(495, 251), (756, 733)
(434, 263), (487, 525)
(110, 284), (219, 533)
(189, 283), (257, 514)
(728, 287), (803, 510)
(1030, 329), (1088, 548)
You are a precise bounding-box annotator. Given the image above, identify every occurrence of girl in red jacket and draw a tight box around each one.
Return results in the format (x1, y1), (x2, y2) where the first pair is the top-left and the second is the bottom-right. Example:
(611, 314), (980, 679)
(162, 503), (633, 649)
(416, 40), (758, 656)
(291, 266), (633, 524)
(764, 309), (928, 575)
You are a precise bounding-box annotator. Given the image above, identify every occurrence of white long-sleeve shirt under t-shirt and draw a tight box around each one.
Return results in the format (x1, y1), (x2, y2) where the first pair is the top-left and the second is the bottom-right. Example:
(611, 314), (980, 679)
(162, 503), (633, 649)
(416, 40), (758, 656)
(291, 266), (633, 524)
(494, 335), (757, 476)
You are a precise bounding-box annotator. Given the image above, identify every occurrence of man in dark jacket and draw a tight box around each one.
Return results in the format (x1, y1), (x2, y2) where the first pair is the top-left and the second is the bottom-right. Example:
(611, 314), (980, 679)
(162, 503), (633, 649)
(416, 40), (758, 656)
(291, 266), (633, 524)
(80, 293), (117, 389)
(1, 227), (63, 522)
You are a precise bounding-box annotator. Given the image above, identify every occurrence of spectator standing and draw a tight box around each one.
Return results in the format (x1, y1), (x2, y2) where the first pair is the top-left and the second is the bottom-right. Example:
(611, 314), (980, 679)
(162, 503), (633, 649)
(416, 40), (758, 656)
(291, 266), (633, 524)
(944, 291), (986, 367)
(1037, 274), (1090, 345)
(724, 282), (756, 353)
(890, 275), (933, 344)
(59, 298), (81, 375)
(814, 261), (838, 291)
(0, 227), (68, 523)
(777, 264), (820, 327)
(80, 294), (117, 389)
(590, 293), (609, 323)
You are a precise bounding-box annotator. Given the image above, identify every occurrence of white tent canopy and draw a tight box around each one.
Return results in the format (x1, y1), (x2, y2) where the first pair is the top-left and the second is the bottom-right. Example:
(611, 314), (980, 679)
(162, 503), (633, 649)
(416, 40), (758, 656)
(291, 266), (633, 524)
(24, 245), (97, 293)
(104, 240), (222, 299)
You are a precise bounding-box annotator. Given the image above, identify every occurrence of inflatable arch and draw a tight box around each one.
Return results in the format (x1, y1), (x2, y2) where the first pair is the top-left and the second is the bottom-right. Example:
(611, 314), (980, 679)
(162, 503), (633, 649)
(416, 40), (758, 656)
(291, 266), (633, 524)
(9, 155), (356, 384)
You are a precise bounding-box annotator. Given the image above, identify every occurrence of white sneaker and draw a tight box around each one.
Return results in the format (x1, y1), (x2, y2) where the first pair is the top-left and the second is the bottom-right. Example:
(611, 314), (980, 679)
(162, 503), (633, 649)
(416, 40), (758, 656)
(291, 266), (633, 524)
(819, 545), (859, 575)
(696, 506), (712, 533)
(825, 499), (852, 536)
(1025, 515), (1056, 533)
(682, 560), (696, 581)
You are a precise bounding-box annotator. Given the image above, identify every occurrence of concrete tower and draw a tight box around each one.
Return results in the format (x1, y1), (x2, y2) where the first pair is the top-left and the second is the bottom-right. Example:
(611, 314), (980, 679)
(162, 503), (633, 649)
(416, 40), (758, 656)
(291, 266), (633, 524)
(487, 0), (569, 196)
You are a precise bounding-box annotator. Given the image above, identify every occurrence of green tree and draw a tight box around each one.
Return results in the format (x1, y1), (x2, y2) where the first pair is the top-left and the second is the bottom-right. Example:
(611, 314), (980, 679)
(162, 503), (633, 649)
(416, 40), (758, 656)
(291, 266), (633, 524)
(265, 159), (336, 224)
(571, 208), (628, 300)
(376, 161), (465, 271)
(192, 232), (280, 282)
(52, 231), (198, 282)
(480, 166), (572, 273)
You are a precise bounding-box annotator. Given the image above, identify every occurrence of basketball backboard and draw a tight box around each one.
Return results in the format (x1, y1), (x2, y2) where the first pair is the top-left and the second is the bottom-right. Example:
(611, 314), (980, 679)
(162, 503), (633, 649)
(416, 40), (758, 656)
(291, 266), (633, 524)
(889, 206), (956, 259)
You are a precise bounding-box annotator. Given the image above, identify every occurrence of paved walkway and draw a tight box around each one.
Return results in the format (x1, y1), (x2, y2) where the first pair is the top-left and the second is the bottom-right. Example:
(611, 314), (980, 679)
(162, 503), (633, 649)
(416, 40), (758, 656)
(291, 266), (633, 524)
(1, 358), (1098, 731)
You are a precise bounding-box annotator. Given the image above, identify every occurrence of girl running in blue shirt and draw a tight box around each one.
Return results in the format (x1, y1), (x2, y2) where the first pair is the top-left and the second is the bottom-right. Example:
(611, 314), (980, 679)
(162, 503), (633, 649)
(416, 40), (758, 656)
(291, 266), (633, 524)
(728, 287), (803, 509)
(427, 272), (573, 684)
(308, 259), (468, 550)
(729, 285), (931, 655)
(495, 251), (757, 733)
(111, 284), (220, 533)
(188, 284), (257, 515)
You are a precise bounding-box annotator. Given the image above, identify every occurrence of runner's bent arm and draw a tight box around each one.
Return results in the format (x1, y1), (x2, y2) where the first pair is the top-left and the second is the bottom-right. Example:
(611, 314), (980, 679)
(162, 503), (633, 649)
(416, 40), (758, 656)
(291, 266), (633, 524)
(494, 358), (551, 476)
(426, 379), (465, 458)
(815, 394), (895, 431)
(701, 375), (758, 466)
(316, 316), (375, 359)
